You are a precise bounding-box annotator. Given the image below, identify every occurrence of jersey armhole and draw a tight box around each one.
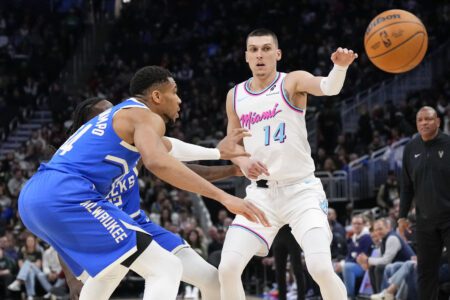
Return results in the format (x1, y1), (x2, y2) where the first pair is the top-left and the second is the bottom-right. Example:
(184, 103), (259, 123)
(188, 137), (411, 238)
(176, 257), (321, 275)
(280, 77), (305, 114)
(232, 84), (238, 115)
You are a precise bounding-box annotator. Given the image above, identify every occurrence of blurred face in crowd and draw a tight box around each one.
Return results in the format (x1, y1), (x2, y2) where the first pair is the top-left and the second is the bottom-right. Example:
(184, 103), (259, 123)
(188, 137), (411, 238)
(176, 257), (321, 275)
(351, 216), (364, 235)
(373, 220), (390, 240)
(208, 226), (218, 241)
(370, 230), (379, 245)
(25, 235), (37, 251)
(218, 209), (228, 223)
(327, 208), (337, 222)
(246, 35), (281, 78)
(416, 107), (440, 141)
(189, 230), (199, 243)
(0, 236), (6, 248)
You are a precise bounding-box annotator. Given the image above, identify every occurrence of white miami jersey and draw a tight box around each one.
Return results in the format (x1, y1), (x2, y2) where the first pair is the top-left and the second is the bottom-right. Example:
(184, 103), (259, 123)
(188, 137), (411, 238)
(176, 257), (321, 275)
(233, 72), (315, 181)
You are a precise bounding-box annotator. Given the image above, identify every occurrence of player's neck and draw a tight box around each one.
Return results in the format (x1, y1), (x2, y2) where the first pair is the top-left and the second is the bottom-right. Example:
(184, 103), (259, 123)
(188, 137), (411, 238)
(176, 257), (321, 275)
(134, 96), (150, 107)
(250, 71), (278, 91)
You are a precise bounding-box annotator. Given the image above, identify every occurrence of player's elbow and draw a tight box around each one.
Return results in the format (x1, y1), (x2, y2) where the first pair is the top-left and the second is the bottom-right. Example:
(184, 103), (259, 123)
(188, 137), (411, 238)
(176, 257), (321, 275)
(142, 155), (171, 174)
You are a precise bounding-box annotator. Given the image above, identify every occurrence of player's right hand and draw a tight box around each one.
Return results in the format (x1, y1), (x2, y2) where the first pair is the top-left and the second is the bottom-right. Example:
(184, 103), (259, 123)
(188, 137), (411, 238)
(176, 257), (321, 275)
(222, 195), (270, 227)
(217, 128), (251, 159)
(331, 47), (358, 67)
(240, 159), (270, 179)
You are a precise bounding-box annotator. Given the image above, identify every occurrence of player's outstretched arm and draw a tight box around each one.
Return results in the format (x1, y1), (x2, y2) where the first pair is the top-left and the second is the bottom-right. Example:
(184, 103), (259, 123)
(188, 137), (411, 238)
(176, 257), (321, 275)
(120, 108), (269, 226)
(161, 128), (251, 162)
(286, 47), (358, 97)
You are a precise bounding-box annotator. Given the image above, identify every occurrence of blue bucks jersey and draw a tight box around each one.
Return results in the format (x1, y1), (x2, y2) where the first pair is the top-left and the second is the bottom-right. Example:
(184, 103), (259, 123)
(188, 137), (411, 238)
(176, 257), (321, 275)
(106, 169), (187, 253)
(44, 98), (147, 196)
(106, 167), (141, 218)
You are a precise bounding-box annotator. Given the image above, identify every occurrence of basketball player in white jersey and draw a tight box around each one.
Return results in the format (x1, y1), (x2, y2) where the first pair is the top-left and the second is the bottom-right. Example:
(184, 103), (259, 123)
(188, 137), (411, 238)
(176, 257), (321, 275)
(218, 28), (358, 300)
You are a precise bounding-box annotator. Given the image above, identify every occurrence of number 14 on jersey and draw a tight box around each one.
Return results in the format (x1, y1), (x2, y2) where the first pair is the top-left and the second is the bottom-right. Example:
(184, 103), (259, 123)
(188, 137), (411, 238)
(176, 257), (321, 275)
(263, 123), (286, 146)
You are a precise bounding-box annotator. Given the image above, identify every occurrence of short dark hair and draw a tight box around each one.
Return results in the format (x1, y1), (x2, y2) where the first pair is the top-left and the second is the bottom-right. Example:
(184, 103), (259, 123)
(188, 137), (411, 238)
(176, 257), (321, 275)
(246, 28), (279, 47)
(129, 66), (173, 96)
(69, 97), (105, 135)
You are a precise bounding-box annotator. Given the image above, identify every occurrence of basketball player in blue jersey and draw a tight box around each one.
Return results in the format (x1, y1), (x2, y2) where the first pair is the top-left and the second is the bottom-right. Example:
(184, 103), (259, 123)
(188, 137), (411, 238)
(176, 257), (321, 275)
(18, 66), (269, 300)
(60, 97), (244, 300)
(218, 29), (358, 300)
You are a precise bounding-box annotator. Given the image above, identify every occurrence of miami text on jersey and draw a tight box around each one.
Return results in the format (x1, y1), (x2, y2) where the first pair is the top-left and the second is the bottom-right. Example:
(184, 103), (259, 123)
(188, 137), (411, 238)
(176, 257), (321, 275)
(239, 103), (282, 129)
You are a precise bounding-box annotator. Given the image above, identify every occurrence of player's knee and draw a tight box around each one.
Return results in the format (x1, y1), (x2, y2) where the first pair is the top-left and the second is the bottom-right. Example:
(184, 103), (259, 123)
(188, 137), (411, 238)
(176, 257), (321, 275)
(218, 258), (240, 282)
(308, 262), (330, 280)
(305, 254), (333, 282)
(165, 252), (183, 280)
(198, 267), (220, 290)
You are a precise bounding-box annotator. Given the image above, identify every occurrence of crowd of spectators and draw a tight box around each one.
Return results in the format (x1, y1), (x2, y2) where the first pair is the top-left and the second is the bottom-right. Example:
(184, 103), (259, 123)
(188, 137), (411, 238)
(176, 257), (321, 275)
(0, 0), (86, 139)
(0, 0), (449, 299)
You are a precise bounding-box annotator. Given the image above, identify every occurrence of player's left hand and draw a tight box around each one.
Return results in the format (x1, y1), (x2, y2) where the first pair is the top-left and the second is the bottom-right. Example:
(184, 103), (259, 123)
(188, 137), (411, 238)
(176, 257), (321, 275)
(331, 47), (358, 67)
(217, 128), (251, 159)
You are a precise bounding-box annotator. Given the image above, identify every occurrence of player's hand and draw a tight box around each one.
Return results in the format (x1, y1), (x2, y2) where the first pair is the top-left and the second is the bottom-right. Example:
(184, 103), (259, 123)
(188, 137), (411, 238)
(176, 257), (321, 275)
(397, 218), (411, 240)
(239, 159), (270, 180)
(331, 47), (358, 67)
(221, 195), (270, 227)
(67, 279), (83, 300)
(217, 128), (251, 159)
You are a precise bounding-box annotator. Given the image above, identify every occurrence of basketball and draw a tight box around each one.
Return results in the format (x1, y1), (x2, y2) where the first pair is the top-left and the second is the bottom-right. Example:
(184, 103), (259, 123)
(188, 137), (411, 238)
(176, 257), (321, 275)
(364, 9), (428, 73)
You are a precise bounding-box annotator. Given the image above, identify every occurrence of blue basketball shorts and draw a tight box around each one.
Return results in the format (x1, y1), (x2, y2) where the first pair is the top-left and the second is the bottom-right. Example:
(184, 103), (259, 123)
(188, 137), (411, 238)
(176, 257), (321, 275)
(18, 169), (147, 279)
(133, 210), (187, 253)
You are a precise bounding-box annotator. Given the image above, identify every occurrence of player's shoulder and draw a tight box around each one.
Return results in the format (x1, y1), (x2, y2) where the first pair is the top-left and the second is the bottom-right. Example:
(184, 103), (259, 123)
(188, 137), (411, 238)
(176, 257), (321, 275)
(284, 70), (314, 82)
(226, 84), (241, 102)
(114, 101), (161, 125)
(283, 70), (314, 93)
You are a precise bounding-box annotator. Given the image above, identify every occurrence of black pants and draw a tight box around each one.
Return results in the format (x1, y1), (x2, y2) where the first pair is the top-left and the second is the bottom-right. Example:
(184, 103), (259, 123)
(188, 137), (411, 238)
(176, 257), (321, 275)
(0, 273), (14, 298)
(368, 264), (385, 293)
(416, 221), (450, 300)
(272, 225), (305, 300)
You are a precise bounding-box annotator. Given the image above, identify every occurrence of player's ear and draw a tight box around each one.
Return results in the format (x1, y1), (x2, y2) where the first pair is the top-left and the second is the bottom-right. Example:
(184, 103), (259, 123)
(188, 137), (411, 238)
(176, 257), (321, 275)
(276, 49), (282, 61)
(151, 90), (162, 104)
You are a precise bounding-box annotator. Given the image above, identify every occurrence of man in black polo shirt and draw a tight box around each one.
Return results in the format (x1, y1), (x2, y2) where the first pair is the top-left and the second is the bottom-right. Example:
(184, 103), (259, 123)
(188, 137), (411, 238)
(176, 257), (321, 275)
(399, 106), (450, 300)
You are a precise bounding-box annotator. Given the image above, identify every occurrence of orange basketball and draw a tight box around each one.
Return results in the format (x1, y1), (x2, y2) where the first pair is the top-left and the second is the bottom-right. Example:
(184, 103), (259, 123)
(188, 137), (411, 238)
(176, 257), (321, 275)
(364, 9), (428, 74)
